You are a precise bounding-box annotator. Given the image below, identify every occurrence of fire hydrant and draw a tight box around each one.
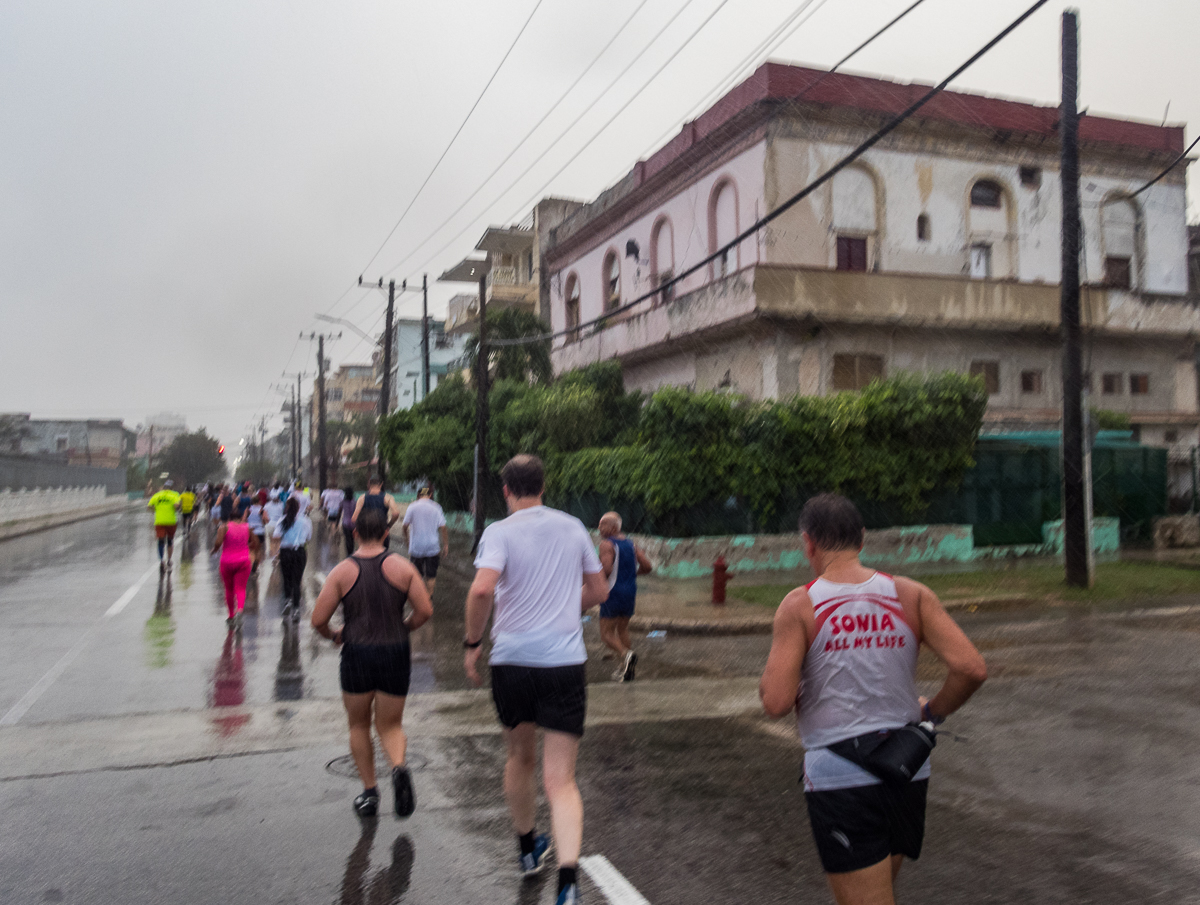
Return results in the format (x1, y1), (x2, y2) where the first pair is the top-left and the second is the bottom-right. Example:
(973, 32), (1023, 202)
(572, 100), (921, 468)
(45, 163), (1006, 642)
(712, 555), (729, 605)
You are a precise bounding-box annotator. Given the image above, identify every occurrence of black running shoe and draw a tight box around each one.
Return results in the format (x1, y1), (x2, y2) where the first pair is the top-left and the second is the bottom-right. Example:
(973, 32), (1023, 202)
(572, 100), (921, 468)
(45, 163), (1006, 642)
(392, 765), (415, 818)
(353, 789), (380, 817)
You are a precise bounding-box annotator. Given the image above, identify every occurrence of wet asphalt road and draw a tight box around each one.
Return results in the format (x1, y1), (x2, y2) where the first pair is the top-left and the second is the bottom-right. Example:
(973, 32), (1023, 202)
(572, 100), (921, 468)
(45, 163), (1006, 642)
(4, 511), (1200, 903)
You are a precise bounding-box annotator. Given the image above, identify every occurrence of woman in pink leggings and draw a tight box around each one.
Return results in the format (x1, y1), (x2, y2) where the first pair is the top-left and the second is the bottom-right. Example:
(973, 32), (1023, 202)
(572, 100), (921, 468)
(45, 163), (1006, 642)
(211, 507), (260, 628)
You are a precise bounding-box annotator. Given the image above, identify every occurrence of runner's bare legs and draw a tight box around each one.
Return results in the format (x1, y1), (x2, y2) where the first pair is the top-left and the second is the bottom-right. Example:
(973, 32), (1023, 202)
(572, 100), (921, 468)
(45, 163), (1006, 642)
(501, 725), (583, 866)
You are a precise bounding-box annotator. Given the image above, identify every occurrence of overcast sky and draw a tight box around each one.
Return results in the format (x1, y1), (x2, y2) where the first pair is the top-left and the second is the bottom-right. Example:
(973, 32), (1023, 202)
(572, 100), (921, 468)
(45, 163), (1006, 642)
(2, 0), (1196, 447)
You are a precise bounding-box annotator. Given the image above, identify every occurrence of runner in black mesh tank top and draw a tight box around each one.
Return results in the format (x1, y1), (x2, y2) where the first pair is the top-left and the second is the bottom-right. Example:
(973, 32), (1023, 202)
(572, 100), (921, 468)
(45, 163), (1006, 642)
(312, 507), (433, 819)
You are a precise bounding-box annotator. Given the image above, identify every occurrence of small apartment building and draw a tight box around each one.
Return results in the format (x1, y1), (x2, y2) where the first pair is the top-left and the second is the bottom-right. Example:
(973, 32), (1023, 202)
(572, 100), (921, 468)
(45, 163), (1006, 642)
(388, 317), (468, 409)
(10, 415), (126, 468)
(443, 198), (583, 334)
(543, 61), (1198, 492)
(325, 364), (379, 422)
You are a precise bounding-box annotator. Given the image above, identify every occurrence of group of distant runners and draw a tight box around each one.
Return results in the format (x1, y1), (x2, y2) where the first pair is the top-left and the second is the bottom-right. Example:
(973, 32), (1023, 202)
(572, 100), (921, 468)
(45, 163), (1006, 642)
(145, 452), (985, 905)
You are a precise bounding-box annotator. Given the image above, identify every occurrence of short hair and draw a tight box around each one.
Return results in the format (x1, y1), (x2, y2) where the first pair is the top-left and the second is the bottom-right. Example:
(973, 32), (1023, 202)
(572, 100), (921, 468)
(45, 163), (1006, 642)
(355, 506), (388, 541)
(501, 454), (545, 498)
(343, 486), (354, 498)
(418, 486), (433, 498)
(368, 474), (383, 488)
(599, 511), (622, 532)
(799, 493), (865, 551)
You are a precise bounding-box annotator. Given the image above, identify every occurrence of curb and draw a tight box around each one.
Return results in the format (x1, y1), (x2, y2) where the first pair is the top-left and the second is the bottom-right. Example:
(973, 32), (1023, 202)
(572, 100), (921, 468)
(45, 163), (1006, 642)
(629, 614), (774, 635)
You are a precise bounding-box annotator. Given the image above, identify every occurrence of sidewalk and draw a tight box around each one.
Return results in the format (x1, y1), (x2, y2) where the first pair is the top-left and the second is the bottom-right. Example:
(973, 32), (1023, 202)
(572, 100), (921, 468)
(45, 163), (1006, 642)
(627, 571), (802, 634)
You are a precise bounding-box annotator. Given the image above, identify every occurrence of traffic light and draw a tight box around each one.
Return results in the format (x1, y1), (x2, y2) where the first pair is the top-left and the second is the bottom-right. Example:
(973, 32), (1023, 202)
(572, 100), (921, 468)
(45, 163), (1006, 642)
(217, 444), (225, 456)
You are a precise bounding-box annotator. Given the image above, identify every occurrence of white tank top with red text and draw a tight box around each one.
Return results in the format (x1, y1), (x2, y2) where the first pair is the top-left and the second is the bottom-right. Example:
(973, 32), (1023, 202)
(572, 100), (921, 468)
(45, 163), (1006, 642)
(797, 573), (928, 790)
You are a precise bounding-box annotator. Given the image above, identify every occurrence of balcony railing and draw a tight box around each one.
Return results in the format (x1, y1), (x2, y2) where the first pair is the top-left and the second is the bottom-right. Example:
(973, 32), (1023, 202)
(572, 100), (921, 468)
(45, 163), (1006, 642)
(487, 266), (520, 287)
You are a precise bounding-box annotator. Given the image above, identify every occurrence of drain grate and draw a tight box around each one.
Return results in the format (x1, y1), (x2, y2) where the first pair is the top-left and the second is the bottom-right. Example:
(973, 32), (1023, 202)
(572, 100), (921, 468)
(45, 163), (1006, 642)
(325, 743), (429, 780)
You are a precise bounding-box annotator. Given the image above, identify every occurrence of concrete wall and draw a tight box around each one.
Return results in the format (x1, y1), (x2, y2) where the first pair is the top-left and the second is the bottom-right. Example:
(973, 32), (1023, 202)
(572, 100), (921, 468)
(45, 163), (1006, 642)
(0, 486), (109, 523)
(0, 455), (126, 494)
(624, 520), (1122, 580)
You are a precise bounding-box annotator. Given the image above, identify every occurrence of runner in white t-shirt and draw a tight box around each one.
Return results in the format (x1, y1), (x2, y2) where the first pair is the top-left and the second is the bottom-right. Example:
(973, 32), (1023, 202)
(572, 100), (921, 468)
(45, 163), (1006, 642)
(401, 487), (449, 593)
(464, 455), (608, 905)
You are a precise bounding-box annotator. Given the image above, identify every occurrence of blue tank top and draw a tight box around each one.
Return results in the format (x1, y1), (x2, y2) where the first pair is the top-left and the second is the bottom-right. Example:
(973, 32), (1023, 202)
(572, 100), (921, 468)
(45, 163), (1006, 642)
(362, 492), (387, 514)
(608, 537), (638, 607)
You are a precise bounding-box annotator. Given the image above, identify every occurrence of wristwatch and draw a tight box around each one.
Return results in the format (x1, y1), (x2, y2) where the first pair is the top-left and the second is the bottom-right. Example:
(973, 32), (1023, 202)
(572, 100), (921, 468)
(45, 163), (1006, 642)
(463, 637), (483, 649)
(921, 702), (945, 726)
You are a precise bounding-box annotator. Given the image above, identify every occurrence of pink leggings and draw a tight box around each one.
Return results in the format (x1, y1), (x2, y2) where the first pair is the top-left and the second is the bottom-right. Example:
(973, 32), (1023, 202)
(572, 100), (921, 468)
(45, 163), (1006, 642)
(219, 559), (252, 618)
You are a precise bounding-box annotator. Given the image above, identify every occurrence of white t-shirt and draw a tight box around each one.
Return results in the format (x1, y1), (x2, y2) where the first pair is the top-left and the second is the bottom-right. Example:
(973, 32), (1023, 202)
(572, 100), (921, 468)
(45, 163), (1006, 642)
(289, 490), (311, 515)
(321, 488), (345, 513)
(403, 497), (446, 558)
(474, 506), (603, 668)
(273, 514), (313, 548)
(264, 499), (284, 524)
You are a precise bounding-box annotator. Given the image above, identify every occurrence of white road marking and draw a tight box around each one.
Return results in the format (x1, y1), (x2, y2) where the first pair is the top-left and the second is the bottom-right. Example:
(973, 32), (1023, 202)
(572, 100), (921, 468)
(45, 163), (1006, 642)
(580, 855), (652, 905)
(0, 564), (157, 726)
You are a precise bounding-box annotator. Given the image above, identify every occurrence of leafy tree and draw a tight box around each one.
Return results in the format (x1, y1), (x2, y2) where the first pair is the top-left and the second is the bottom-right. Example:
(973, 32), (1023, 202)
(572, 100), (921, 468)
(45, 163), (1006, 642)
(0, 414), (30, 453)
(1090, 408), (1132, 431)
(464, 307), (552, 386)
(157, 429), (226, 485)
(234, 458), (279, 486)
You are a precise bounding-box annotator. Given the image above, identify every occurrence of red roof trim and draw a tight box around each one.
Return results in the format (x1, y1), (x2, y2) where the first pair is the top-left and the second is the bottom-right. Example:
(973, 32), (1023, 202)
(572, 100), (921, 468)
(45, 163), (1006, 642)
(638, 62), (1183, 182)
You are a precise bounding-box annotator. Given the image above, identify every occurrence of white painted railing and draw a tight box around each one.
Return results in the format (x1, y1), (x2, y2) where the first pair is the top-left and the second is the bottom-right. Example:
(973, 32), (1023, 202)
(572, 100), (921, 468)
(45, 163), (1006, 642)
(0, 486), (110, 523)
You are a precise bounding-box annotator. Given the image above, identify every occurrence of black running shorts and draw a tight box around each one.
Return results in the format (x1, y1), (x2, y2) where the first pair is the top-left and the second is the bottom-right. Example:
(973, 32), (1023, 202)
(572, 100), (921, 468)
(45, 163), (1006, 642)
(411, 555), (440, 579)
(340, 642), (411, 697)
(490, 663), (587, 737)
(804, 779), (928, 874)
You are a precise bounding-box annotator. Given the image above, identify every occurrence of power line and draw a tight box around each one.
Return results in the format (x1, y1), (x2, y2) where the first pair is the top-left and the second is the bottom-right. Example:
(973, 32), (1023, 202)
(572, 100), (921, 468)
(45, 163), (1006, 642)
(353, 0), (548, 280)
(619, 0), (833, 177)
(374, 0), (658, 282)
(388, 0), (724, 284)
(1128, 131), (1200, 198)
(489, 0), (1051, 348)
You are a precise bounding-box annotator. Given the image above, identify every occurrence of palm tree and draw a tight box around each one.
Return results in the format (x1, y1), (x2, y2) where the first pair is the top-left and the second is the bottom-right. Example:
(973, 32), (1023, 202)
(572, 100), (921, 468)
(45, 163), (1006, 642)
(464, 307), (552, 386)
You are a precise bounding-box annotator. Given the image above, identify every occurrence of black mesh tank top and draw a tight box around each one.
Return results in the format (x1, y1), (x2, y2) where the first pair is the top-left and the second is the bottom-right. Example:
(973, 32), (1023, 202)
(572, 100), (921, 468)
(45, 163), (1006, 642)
(341, 552), (409, 645)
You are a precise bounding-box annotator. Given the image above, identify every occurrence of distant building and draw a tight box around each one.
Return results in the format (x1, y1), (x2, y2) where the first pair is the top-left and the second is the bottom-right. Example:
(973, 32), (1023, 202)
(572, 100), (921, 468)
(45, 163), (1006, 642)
(136, 412), (186, 459)
(5, 414), (126, 468)
(324, 364), (379, 422)
(389, 317), (468, 409)
(441, 198), (584, 335)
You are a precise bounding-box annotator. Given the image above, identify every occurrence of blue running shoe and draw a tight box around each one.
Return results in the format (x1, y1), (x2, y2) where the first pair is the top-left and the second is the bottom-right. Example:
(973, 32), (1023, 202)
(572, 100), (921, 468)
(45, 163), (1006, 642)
(555, 883), (579, 905)
(519, 834), (554, 878)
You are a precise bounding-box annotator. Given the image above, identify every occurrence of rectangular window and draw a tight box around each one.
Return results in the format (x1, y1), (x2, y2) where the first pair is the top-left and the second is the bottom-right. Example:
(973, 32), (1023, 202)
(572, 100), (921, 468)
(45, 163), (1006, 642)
(1020, 370), (1043, 394)
(1129, 373), (1150, 395)
(969, 360), (1000, 395)
(55, 436), (68, 452)
(360, 388), (380, 402)
(1105, 256), (1132, 289)
(916, 214), (930, 242)
(969, 244), (992, 279)
(832, 354), (884, 391)
(1019, 166), (1042, 188)
(1165, 430), (1180, 444)
(1102, 372), (1123, 395)
(836, 236), (868, 272)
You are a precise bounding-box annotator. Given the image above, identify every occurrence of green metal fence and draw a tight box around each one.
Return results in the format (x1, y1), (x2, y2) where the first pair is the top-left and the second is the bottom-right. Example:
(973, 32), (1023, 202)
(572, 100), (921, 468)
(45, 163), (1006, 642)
(559, 431), (1168, 545)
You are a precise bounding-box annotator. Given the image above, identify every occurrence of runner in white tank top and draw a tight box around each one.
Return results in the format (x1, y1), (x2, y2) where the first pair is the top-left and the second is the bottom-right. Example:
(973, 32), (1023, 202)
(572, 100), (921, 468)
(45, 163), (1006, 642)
(760, 494), (987, 902)
(799, 571), (929, 791)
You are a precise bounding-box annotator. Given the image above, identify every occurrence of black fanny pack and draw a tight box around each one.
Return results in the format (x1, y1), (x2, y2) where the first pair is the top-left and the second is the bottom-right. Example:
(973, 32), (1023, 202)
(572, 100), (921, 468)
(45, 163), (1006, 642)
(825, 723), (936, 785)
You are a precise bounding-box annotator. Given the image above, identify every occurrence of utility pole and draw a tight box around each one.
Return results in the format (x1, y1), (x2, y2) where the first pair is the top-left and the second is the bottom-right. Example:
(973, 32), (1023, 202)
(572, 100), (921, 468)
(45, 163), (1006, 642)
(421, 273), (431, 400)
(283, 371), (309, 481)
(1060, 9), (1091, 588)
(317, 333), (329, 492)
(259, 417), (267, 466)
(147, 426), (154, 475)
(474, 271), (489, 552)
(378, 279), (396, 484)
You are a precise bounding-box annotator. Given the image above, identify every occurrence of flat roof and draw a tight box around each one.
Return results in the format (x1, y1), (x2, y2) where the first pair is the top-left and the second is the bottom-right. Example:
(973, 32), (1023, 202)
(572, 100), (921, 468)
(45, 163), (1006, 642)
(439, 257), (490, 283)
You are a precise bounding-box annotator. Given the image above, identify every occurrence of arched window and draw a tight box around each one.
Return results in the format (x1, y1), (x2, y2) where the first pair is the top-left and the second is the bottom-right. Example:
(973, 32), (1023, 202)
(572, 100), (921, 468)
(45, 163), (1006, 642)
(710, 180), (738, 278)
(603, 250), (621, 310)
(831, 166), (879, 271)
(564, 274), (581, 341)
(970, 180), (1003, 208)
(1101, 199), (1137, 290)
(967, 177), (1013, 279)
(651, 216), (675, 303)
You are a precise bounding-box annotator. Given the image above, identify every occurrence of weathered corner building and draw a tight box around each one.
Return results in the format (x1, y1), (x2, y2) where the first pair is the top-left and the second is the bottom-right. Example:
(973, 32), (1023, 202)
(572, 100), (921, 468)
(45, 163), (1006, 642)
(542, 61), (1197, 487)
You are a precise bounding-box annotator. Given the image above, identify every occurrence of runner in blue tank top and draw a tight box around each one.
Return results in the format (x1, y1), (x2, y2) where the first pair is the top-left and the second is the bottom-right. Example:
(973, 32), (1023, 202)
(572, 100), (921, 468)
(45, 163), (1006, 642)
(352, 474), (401, 550)
(598, 512), (652, 682)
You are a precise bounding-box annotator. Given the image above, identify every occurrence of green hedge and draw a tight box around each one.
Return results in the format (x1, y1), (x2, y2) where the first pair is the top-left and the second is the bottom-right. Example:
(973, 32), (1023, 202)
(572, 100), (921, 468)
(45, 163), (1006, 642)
(381, 363), (987, 535)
